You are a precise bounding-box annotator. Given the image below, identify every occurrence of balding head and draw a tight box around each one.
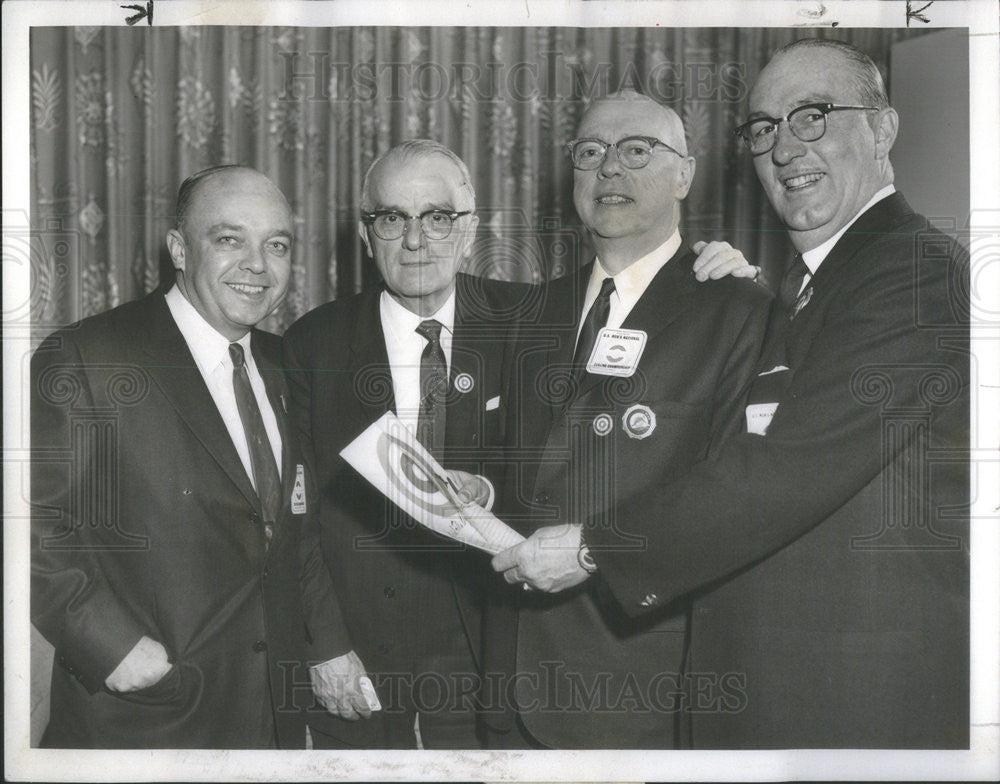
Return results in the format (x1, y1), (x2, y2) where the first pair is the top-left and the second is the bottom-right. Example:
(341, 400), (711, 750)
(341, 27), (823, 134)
(571, 90), (696, 273)
(578, 90), (689, 156)
(166, 166), (293, 340)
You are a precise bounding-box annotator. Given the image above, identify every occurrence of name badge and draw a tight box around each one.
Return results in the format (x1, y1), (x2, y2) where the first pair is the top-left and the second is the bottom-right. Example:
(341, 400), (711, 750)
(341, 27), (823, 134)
(745, 403), (779, 436)
(291, 464), (307, 514)
(586, 328), (648, 377)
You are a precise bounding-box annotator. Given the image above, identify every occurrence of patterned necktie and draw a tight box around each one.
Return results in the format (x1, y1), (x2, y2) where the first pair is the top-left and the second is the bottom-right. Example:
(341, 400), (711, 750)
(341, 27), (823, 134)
(229, 342), (281, 526)
(573, 277), (616, 378)
(415, 319), (448, 457)
(779, 253), (810, 311)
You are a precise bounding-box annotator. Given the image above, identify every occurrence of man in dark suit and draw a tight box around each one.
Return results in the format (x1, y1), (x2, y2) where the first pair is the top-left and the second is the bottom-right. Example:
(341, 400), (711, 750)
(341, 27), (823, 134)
(498, 40), (969, 748)
(283, 140), (534, 749)
(486, 92), (772, 748)
(30, 165), (343, 748)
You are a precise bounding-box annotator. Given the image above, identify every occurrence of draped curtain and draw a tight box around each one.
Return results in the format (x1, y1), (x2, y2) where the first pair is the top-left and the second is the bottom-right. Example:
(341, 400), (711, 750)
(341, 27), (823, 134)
(28, 25), (928, 336)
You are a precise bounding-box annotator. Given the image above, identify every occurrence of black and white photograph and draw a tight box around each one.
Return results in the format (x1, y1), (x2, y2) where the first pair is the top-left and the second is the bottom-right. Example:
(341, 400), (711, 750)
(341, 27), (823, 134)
(4, 1), (999, 780)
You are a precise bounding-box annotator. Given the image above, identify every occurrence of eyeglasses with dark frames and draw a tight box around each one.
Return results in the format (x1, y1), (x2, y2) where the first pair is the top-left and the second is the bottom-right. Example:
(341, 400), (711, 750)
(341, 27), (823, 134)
(566, 136), (685, 171)
(734, 102), (880, 155)
(361, 209), (473, 241)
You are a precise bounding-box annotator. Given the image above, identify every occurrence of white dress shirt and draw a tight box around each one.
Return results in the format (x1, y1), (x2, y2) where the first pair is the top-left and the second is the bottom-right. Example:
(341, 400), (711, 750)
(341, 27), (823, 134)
(798, 184), (896, 296)
(379, 289), (456, 436)
(577, 229), (683, 347)
(378, 287), (494, 512)
(165, 285), (282, 485)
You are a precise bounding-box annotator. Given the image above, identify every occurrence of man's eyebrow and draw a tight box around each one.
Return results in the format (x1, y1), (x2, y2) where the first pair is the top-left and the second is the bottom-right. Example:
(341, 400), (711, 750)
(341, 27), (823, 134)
(747, 96), (836, 121)
(371, 202), (456, 214)
(206, 222), (246, 233)
(205, 222), (292, 238)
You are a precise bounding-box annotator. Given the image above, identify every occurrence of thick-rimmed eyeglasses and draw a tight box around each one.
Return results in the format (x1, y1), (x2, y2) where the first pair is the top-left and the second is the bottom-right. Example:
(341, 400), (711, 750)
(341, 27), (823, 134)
(361, 209), (473, 241)
(735, 102), (880, 155)
(566, 136), (684, 171)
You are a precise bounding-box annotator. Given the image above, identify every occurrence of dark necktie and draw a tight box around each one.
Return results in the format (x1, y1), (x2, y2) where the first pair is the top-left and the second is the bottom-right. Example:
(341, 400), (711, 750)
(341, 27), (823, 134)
(229, 342), (281, 526)
(779, 253), (810, 310)
(415, 319), (448, 457)
(573, 277), (616, 377)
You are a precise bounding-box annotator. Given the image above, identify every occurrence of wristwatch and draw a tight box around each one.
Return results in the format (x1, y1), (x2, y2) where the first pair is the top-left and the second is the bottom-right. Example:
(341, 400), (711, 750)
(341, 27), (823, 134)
(577, 528), (598, 574)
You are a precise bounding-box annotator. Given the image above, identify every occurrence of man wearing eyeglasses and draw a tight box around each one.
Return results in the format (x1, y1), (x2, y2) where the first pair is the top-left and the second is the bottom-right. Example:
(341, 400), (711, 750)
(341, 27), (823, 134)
(495, 40), (969, 748)
(482, 90), (772, 748)
(282, 140), (536, 749)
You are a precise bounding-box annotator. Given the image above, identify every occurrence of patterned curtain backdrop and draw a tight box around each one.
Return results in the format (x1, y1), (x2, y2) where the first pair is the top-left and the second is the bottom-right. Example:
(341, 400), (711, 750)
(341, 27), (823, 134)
(29, 25), (930, 335)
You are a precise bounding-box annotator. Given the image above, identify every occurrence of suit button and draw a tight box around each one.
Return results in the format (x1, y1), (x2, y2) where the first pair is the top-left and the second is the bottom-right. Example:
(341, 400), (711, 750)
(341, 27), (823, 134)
(383, 586), (395, 598)
(264, 524), (274, 541)
(253, 640), (267, 653)
(262, 567), (269, 579)
(377, 643), (390, 655)
(534, 492), (549, 504)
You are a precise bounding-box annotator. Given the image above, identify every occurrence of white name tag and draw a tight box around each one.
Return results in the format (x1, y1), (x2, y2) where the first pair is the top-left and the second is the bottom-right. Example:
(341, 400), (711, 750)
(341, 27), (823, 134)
(586, 328), (648, 377)
(291, 464), (307, 514)
(359, 676), (382, 711)
(745, 403), (779, 436)
(485, 395), (500, 411)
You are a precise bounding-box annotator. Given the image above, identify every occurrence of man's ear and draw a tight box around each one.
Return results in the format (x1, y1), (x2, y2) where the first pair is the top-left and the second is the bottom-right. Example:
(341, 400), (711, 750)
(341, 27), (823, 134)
(874, 107), (899, 159)
(357, 221), (374, 258)
(675, 156), (696, 201)
(165, 229), (186, 272)
(458, 214), (479, 260)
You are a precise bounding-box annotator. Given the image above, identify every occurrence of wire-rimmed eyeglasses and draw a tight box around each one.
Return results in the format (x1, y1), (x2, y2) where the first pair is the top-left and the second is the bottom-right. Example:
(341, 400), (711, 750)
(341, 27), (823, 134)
(734, 102), (880, 155)
(566, 136), (685, 171)
(361, 209), (473, 241)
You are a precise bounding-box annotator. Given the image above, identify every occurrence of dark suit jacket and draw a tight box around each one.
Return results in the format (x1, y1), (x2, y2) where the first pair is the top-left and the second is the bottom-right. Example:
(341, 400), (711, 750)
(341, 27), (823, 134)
(594, 193), (970, 748)
(487, 246), (771, 748)
(30, 290), (339, 749)
(283, 273), (536, 745)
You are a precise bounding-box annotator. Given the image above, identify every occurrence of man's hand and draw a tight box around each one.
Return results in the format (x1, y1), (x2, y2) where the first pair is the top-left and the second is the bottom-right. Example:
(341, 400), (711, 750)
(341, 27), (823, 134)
(310, 649), (373, 721)
(692, 240), (761, 282)
(491, 524), (590, 593)
(104, 635), (172, 692)
(446, 469), (491, 507)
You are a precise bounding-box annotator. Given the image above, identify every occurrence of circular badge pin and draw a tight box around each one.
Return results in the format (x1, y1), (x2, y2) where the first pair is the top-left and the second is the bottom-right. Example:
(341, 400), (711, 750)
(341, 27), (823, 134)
(454, 372), (474, 393)
(622, 404), (656, 440)
(592, 413), (614, 437)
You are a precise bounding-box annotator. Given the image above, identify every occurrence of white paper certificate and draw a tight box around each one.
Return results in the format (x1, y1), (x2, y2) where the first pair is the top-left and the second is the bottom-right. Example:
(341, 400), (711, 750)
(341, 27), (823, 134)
(340, 412), (525, 555)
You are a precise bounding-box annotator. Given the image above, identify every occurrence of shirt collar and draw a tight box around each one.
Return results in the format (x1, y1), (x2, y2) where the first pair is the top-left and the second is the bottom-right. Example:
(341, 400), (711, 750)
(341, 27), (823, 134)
(801, 185), (896, 275)
(592, 229), (682, 309)
(379, 287), (456, 346)
(164, 284), (250, 375)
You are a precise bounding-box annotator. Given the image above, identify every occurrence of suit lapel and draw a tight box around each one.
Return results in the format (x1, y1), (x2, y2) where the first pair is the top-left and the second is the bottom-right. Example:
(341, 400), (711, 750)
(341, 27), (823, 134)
(445, 280), (485, 449)
(532, 269), (583, 422)
(140, 293), (260, 512)
(349, 287), (396, 423)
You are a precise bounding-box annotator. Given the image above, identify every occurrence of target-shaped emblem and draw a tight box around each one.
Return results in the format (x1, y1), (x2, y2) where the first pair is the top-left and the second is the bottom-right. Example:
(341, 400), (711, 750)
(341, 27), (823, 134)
(454, 372), (474, 393)
(622, 404), (656, 439)
(592, 413), (614, 437)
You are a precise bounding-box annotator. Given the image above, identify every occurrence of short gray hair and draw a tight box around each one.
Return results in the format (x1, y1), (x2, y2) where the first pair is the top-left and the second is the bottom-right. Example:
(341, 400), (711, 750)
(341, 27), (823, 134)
(359, 140), (476, 213)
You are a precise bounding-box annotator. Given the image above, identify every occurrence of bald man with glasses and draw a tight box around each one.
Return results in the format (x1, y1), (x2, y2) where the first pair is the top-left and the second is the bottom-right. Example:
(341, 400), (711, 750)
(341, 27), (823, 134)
(482, 90), (771, 749)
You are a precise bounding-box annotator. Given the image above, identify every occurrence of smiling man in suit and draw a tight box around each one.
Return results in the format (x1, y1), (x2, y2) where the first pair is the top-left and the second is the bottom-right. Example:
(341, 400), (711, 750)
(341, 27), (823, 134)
(31, 165), (342, 748)
(485, 91), (772, 748)
(283, 140), (534, 749)
(497, 40), (970, 748)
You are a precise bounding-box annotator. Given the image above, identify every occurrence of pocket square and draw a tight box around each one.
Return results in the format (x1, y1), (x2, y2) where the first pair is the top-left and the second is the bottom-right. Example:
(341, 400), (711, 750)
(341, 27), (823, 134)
(485, 395), (501, 411)
(758, 365), (789, 376)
